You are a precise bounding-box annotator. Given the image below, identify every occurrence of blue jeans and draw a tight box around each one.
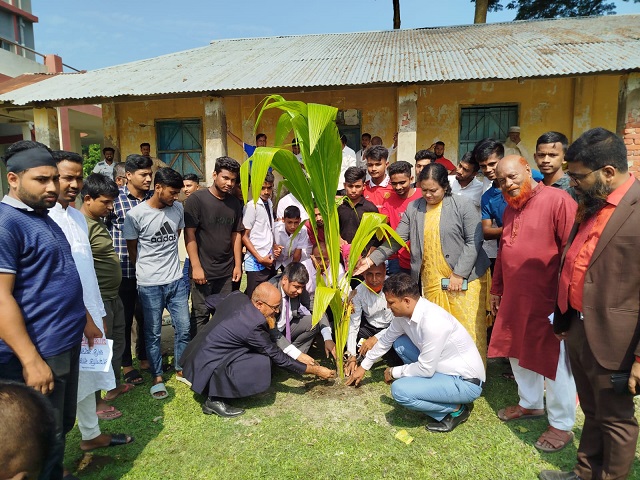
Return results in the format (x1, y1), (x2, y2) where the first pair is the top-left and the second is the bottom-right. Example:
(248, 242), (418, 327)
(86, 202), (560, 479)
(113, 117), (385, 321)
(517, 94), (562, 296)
(138, 278), (191, 378)
(391, 335), (482, 421)
(182, 258), (191, 295)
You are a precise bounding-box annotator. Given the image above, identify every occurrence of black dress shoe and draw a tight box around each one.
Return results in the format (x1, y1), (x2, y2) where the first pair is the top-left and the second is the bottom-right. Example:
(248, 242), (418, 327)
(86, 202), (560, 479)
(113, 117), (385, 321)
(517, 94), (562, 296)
(202, 397), (245, 417)
(426, 405), (471, 432)
(538, 471), (581, 480)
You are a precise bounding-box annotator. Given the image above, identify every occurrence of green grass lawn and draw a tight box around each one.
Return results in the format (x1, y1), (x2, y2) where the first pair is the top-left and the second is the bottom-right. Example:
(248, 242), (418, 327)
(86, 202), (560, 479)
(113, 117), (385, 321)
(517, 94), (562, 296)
(64, 350), (640, 479)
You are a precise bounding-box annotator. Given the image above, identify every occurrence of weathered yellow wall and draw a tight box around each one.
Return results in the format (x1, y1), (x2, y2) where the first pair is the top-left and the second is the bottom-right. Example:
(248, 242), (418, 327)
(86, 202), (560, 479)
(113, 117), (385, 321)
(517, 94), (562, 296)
(224, 87), (398, 163)
(115, 98), (204, 157)
(416, 74), (620, 163)
(108, 74), (620, 171)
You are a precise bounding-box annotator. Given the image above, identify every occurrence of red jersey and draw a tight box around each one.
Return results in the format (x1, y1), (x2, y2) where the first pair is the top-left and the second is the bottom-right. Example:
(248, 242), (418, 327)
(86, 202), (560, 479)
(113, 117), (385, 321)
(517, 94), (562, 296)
(436, 157), (456, 172)
(380, 189), (422, 269)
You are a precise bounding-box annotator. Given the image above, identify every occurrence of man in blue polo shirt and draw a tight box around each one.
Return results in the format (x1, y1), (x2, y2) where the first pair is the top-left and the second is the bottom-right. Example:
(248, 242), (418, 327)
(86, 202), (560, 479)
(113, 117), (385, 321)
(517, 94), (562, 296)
(0, 140), (87, 479)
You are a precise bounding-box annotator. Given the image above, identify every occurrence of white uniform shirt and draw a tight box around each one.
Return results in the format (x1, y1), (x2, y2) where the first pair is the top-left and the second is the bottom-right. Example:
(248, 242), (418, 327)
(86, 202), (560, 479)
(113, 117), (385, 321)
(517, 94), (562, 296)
(347, 283), (394, 355)
(242, 198), (274, 257)
(449, 175), (484, 210)
(273, 221), (310, 269)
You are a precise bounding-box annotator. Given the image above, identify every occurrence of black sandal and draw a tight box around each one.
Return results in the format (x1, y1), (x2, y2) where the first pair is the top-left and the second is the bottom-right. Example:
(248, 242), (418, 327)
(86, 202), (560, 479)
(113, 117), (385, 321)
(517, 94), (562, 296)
(123, 369), (144, 385)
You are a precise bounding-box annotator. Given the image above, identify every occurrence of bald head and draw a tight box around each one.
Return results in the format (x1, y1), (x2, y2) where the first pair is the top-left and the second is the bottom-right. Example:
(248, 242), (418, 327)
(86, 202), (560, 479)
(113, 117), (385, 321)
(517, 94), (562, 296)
(251, 282), (282, 322)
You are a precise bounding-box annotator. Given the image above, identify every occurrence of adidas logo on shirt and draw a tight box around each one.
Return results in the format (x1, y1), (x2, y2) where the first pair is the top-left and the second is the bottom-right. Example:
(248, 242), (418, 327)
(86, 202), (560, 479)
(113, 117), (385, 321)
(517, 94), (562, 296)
(151, 221), (177, 243)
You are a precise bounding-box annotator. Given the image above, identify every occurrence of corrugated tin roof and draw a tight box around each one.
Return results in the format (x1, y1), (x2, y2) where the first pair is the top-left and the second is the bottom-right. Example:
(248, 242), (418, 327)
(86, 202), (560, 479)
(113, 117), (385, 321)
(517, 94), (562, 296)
(1, 14), (639, 106)
(0, 72), (58, 95)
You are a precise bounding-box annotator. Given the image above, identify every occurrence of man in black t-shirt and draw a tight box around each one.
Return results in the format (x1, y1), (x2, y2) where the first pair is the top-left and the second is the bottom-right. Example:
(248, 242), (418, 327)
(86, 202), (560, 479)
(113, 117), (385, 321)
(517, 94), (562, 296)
(184, 157), (244, 338)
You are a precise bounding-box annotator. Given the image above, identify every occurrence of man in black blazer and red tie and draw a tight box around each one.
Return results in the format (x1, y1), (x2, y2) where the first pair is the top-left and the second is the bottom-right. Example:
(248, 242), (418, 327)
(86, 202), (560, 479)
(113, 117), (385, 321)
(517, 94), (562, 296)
(542, 128), (640, 480)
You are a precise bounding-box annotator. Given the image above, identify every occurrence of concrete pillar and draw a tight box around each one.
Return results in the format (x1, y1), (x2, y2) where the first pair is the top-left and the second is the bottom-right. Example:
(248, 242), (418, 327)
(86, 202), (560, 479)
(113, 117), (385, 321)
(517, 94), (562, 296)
(203, 96), (228, 181)
(56, 107), (72, 151)
(102, 103), (121, 160)
(397, 86), (418, 163)
(44, 54), (63, 73)
(571, 76), (596, 141)
(20, 122), (33, 141)
(617, 73), (640, 178)
(33, 107), (60, 150)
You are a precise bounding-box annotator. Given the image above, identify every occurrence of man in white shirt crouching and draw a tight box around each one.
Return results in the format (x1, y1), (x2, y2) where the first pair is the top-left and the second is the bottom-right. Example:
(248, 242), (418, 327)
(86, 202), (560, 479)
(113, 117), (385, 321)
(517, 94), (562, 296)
(346, 273), (485, 433)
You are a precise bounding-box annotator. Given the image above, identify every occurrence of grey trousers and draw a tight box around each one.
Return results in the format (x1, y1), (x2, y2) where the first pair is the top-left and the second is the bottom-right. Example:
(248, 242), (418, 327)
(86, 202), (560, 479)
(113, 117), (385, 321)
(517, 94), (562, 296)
(289, 315), (321, 354)
(102, 296), (126, 386)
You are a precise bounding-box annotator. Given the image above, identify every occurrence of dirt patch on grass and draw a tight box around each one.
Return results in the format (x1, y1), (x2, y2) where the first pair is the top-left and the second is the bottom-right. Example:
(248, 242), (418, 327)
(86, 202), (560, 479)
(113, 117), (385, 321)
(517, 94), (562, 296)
(75, 453), (114, 477)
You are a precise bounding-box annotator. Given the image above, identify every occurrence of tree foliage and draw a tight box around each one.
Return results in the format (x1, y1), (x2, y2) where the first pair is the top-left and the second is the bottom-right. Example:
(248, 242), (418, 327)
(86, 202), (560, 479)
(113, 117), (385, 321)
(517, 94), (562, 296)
(473, 0), (638, 21)
(82, 143), (101, 177)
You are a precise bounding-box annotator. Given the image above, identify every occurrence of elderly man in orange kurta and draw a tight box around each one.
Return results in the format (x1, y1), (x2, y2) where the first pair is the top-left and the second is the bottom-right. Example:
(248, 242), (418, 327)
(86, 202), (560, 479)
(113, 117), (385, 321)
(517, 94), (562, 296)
(489, 156), (577, 453)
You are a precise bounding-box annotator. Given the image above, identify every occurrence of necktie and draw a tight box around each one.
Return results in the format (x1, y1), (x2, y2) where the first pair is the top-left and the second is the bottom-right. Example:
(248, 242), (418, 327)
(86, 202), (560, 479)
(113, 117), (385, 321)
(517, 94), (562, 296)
(285, 298), (291, 342)
(263, 201), (273, 228)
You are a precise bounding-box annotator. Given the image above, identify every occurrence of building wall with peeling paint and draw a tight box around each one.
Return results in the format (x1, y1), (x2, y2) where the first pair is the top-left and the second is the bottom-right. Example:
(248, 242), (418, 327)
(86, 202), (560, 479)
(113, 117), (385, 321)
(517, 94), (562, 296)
(112, 98), (205, 160)
(415, 74), (620, 163)
(103, 74), (621, 177)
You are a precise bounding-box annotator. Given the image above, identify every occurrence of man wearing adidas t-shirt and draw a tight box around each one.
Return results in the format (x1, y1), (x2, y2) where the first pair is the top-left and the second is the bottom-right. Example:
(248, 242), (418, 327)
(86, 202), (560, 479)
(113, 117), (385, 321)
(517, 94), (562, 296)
(123, 168), (191, 400)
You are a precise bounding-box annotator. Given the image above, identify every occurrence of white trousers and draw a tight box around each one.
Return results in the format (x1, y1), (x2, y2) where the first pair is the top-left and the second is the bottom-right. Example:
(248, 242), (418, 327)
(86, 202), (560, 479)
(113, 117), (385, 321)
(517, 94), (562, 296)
(509, 341), (577, 431)
(76, 392), (101, 441)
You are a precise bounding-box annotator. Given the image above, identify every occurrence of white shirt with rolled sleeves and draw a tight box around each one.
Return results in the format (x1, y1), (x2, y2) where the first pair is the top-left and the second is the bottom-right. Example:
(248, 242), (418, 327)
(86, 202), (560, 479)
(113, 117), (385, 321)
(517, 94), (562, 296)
(361, 297), (485, 381)
(347, 283), (394, 356)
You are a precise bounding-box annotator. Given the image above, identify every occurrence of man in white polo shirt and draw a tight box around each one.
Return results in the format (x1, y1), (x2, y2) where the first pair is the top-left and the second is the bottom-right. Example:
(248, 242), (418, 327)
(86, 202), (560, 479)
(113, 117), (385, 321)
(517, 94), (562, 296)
(347, 273), (485, 433)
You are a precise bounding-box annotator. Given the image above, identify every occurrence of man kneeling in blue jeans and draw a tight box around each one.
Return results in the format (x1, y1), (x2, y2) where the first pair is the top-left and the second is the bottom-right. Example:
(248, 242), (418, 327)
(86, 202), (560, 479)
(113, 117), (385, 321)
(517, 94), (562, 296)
(124, 167), (191, 400)
(346, 273), (485, 432)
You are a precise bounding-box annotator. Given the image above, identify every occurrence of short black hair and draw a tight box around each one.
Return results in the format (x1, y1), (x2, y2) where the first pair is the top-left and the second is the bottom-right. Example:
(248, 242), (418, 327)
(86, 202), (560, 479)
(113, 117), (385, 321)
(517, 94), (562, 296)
(388, 160), (412, 178)
(264, 172), (275, 184)
(363, 145), (389, 162)
(183, 173), (200, 183)
(140, 142), (151, 149)
(383, 273), (420, 299)
(565, 127), (628, 173)
(472, 138), (504, 164)
(154, 167), (184, 189)
(459, 151), (479, 172)
(415, 149), (436, 162)
(417, 162), (452, 196)
(362, 133), (371, 140)
(256, 133), (267, 142)
(283, 262), (310, 285)
(340, 134), (348, 144)
(0, 381), (56, 477)
(214, 156), (240, 175)
(125, 154), (153, 172)
(283, 205), (301, 219)
(52, 150), (83, 165)
(3, 140), (52, 164)
(536, 131), (569, 153)
(435, 141), (445, 147)
(81, 173), (120, 199)
(102, 147), (115, 154)
(344, 166), (367, 184)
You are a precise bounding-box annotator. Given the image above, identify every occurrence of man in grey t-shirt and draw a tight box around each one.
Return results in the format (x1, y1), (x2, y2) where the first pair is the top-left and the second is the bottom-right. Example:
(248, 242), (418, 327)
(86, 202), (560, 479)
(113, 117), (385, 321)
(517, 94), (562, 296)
(123, 168), (191, 399)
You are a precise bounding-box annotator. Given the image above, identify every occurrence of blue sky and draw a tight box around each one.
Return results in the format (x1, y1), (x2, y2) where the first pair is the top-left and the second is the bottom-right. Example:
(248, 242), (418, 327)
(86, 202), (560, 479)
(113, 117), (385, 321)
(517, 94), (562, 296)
(32, 0), (640, 72)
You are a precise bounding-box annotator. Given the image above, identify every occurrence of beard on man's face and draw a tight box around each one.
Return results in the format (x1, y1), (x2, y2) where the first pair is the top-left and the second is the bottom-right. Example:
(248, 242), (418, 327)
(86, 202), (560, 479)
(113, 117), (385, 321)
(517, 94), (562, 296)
(502, 179), (533, 210)
(575, 176), (611, 222)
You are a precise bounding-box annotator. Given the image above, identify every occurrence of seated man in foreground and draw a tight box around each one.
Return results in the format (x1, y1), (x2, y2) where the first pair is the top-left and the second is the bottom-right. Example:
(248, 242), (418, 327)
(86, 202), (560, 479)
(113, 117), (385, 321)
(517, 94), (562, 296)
(347, 273), (485, 433)
(180, 283), (335, 417)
